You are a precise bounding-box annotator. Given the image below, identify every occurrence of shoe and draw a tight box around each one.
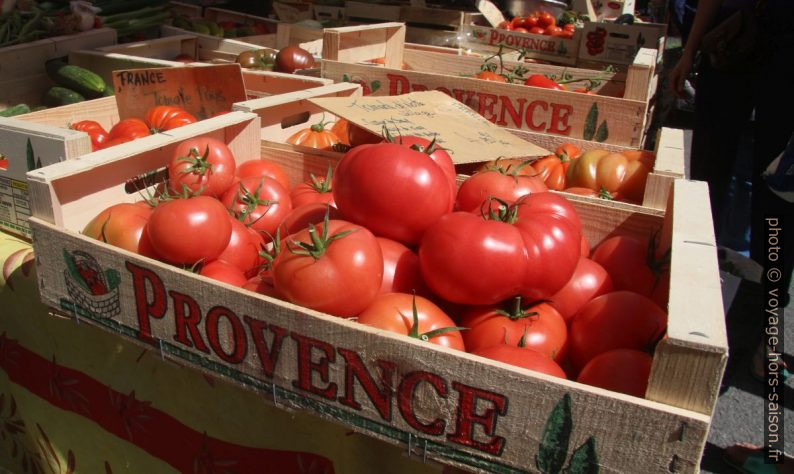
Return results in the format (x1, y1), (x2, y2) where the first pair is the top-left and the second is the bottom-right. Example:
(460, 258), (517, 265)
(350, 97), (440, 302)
(724, 444), (781, 474)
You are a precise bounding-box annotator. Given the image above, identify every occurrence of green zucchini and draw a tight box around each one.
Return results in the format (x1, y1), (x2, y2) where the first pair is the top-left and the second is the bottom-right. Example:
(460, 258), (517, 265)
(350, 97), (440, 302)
(43, 87), (86, 107)
(0, 104), (31, 117)
(47, 63), (107, 99)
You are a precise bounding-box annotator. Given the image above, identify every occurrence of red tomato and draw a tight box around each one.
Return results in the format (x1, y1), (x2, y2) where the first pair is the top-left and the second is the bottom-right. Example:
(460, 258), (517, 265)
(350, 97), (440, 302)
(550, 257), (613, 324)
(580, 234), (591, 257)
(243, 275), (281, 298)
(472, 345), (566, 378)
(290, 168), (335, 208)
(70, 120), (109, 151)
(461, 299), (567, 361)
(530, 154), (570, 190)
(556, 143), (581, 160)
(330, 118), (381, 147)
(524, 74), (564, 90)
(529, 26), (545, 35)
(473, 71), (508, 82)
(222, 176), (292, 236)
(563, 187), (618, 200)
(456, 163), (548, 213)
(591, 234), (670, 307)
(200, 260), (247, 287)
(376, 237), (425, 295)
(82, 203), (152, 253)
(538, 12), (556, 28)
(108, 118), (150, 141)
(563, 23), (576, 32)
(168, 137), (236, 198)
(525, 15), (540, 28)
(144, 105), (197, 133)
(419, 193), (581, 304)
(357, 293), (464, 351)
(566, 149), (654, 203)
(568, 291), (667, 372)
(147, 196), (232, 265)
(100, 136), (134, 149)
(545, 25), (563, 36)
(513, 27), (529, 33)
(217, 216), (261, 273)
(273, 219), (382, 317)
(387, 135), (457, 211)
(278, 203), (341, 238)
(236, 159), (290, 191)
(577, 349), (653, 398)
(333, 143), (453, 245)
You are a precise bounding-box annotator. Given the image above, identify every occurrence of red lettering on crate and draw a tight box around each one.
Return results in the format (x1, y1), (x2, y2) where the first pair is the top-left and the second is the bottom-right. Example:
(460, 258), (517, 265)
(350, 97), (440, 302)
(244, 317), (287, 378)
(478, 92), (499, 122)
(292, 333), (338, 400)
(205, 306), (247, 364)
(526, 100), (549, 131)
(446, 382), (508, 455)
(126, 262), (167, 344)
(170, 290), (210, 353)
(549, 103), (573, 135)
(398, 371), (448, 436)
(337, 348), (396, 421)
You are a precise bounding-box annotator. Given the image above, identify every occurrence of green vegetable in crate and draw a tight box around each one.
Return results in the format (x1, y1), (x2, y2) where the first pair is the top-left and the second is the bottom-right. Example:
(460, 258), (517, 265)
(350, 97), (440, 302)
(44, 86), (85, 107)
(0, 104), (31, 117)
(236, 49), (277, 70)
(46, 61), (107, 99)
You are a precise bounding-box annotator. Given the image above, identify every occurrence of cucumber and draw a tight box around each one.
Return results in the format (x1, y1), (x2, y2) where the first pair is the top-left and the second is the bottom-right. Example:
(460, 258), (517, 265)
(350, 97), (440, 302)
(43, 87), (86, 107)
(0, 104), (31, 117)
(47, 63), (107, 99)
(102, 85), (115, 97)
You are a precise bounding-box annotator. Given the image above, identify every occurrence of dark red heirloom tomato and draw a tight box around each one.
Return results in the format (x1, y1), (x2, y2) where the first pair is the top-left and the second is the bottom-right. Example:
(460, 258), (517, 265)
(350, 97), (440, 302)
(70, 120), (109, 151)
(144, 105), (197, 133)
(109, 118), (150, 141)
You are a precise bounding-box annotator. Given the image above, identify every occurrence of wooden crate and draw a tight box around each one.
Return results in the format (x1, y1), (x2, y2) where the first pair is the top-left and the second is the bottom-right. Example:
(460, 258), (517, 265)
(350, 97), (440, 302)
(235, 82), (685, 211)
(26, 111), (725, 471)
(321, 23), (657, 147)
(0, 28), (117, 109)
(459, 25), (582, 65)
(160, 23), (324, 58)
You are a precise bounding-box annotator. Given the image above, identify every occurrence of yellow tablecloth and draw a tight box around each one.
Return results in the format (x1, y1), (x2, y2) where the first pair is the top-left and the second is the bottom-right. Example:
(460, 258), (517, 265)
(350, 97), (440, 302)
(0, 231), (441, 473)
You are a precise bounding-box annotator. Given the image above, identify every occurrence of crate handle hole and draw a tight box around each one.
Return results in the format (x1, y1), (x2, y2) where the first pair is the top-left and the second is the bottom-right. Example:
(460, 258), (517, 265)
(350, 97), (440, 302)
(124, 168), (169, 195)
(281, 111), (312, 129)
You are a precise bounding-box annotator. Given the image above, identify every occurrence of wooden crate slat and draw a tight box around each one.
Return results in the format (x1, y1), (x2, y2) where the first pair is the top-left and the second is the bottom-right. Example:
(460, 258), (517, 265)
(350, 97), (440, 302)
(98, 35), (199, 62)
(15, 96), (119, 131)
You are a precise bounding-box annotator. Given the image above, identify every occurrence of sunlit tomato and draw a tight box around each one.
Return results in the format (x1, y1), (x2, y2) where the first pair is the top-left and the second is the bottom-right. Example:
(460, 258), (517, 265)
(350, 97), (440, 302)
(525, 15), (540, 28)
(376, 237), (425, 295)
(545, 25), (563, 36)
(82, 202), (152, 253)
(531, 154), (570, 190)
(217, 216), (261, 273)
(236, 159), (290, 191)
(473, 71), (508, 82)
(461, 299), (567, 361)
(563, 186), (617, 200)
(577, 349), (653, 398)
(476, 158), (536, 176)
(70, 120), (109, 151)
(357, 293), (465, 351)
(529, 26), (545, 35)
(222, 176), (292, 236)
(147, 196), (232, 265)
(550, 257), (613, 324)
(556, 143), (581, 160)
(333, 143), (453, 245)
(243, 274), (281, 298)
(524, 74), (564, 90)
(456, 162), (548, 213)
(286, 119), (341, 151)
(144, 105), (197, 133)
(538, 12), (556, 28)
(290, 169), (335, 208)
(590, 234), (670, 307)
(330, 118), (381, 147)
(278, 203), (341, 238)
(568, 291), (667, 372)
(273, 219), (382, 317)
(109, 118), (150, 141)
(472, 345), (566, 378)
(200, 260), (247, 287)
(387, 135), (457, 211)
(565, 149), (654, 203)
(275, 46), (315, 73)
(168, 137), (236, 198)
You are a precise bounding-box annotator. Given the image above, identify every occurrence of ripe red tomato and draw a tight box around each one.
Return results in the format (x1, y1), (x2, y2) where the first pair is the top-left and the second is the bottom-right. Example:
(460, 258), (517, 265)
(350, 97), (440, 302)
(200, 260), (248, 287)
(538, 12), (556, 28)
(333, 143), (453, 245)
(513, 27), (529, 33)
(290, 169), (335, 208)
(217, 216), (261, 273)
(529, 26), (545, 35)
(472, 345), (566, 378)
(461, 299), (567, 361)
(376, 237), (425, 295)
(563, 187), (618, 200)
(524, 74), (564, 90)
(473, 71), (508, 82)
(278, 203), (341, 238)
(419, 193), (581, 304)
(545, 25), (563, 36)
(109, 118), (150, 141)
(357, 293), (464, 351)
(168, 137), (236, 198)
(222, 176), (292, 236)
(82, 202), (152, 254)
(236, 160), (290, 191)
(581, 234), (590, 257)
(497, 20), (515, 31)
(591, 234), (670, 307)
(568, 291), (667, 372)
(387, 135), (457, 210)
(273, 219), (382, 317)
(243, 275), (281, 298)
(147, 196), (232, 265)
(530, 154), (570, 191)
(577, 349), (653, 398)
(456, 163), (548, 213)
(525, 16), (540, 28)
(70, 120), (109, 151)
(330, 118), (381, 147)
(549, 257), (613, 324)
(556, 143), (582, 160)
(566, 149), (654, 203)
(144, 105), (197, 133)
(563, 23), (576, 32)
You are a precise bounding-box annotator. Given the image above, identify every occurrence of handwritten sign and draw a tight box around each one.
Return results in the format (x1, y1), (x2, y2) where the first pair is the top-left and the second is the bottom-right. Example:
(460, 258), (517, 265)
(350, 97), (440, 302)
(310, 91), (549, 164)
(112, 64), (247, 121)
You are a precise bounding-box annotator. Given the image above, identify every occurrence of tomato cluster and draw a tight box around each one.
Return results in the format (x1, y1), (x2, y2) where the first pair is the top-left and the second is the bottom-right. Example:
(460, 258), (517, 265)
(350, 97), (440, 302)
(497, 11), (576, 38)
(69, 105), (198, 152)
(84, 132), (669, 399)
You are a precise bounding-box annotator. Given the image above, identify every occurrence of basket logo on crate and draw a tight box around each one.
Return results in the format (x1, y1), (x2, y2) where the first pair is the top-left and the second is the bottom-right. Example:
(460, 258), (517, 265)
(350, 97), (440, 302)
(53, 249), (604, 472)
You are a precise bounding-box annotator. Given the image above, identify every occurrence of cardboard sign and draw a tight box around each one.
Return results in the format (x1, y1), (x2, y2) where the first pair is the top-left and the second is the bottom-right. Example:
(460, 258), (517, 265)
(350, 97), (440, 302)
(310, 90), (549, 164)
(112, 64), (247, 121)
(475, 0), (506, 27)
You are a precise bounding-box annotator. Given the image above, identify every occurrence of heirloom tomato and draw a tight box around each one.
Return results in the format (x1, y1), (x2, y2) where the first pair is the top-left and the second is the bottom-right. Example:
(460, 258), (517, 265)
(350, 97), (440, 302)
(330, 118), (380, 147)
(144, 105), (197, 133)
(109, 118), (150, 141)
(82, 202), (152, 254)
(222, 176), (292, 236)
(549, 256), (613, 323)
(168, 137), (236, 197)
(577, 349), (652, 398)
(286, 118), (341, 151)
(69, 120), (109, 151)
(565, 149), (654, 203)
(275, 46), (315, 73)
